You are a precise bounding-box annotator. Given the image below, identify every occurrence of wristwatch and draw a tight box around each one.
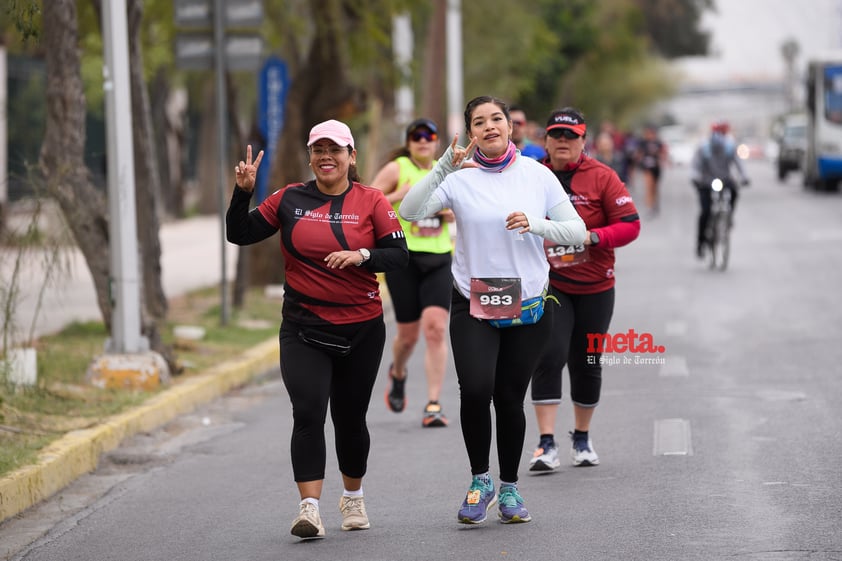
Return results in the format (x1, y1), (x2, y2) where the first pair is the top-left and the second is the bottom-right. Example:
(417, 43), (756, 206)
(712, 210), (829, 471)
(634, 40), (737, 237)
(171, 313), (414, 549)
(356, 248), (371, 266)
(589, 231), (600, 246)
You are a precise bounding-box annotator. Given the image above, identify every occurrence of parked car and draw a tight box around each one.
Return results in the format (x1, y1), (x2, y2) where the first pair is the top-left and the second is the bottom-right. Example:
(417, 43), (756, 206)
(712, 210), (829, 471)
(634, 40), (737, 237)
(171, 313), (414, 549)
(775, 113), (807, 181)
(659, 124), (696, 166)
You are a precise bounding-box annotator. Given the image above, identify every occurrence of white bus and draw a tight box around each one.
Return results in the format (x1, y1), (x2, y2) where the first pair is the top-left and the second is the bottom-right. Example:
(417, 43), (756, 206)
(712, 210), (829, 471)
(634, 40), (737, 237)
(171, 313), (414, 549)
(804, 52), (842, 191)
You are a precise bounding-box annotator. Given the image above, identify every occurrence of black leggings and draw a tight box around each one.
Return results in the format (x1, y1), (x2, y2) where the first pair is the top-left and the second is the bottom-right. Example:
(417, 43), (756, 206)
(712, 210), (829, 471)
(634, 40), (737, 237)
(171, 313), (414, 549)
(531, 287), (615, 407)
(279, 317), (385, 482)
(449, 288), (554, 483)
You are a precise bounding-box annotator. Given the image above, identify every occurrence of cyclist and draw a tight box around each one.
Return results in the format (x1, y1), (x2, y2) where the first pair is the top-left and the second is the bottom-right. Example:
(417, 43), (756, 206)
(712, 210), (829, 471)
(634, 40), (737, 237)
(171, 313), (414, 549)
(690, 121), (750, 258)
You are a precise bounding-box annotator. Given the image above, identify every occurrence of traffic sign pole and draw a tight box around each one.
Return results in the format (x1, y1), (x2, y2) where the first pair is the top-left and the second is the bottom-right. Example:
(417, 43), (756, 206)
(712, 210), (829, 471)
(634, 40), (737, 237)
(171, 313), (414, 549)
(175, 0), (264, 325)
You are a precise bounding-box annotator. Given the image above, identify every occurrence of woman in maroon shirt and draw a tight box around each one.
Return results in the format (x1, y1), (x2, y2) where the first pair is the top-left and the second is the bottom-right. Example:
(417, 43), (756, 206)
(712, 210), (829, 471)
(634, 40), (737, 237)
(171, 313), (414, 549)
(226, 120), (408, 539)
(528, 108), (641, 471)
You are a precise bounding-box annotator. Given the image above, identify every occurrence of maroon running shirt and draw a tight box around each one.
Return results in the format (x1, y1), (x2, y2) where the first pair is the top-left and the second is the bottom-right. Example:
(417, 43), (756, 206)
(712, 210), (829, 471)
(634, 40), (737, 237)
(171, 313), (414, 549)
(544, 156), (640, 295)
(257, 180), (404, 324)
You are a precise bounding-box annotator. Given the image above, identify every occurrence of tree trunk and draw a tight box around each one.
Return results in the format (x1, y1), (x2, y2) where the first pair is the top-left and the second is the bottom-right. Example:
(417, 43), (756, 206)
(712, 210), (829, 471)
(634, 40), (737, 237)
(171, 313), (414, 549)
(39, 0), (113, 331)
(126, 0), (170, 363)
(41, 0), (174, 368)
(151, 69), (186, 219)
(244, 0), (367, 286)
(421, 0), (447, 132)
(196, 78), (219, 215)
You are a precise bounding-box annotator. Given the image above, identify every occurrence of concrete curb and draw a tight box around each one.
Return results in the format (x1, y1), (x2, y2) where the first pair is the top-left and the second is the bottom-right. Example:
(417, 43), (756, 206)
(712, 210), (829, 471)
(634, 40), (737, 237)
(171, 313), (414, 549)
(0, 337), (279, 523)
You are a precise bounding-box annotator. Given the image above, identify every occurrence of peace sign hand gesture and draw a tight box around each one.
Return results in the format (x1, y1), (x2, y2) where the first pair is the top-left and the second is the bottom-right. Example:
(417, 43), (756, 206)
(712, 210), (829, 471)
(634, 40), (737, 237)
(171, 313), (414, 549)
(234, 145), (265, 193)
(449, 135), (477, 168)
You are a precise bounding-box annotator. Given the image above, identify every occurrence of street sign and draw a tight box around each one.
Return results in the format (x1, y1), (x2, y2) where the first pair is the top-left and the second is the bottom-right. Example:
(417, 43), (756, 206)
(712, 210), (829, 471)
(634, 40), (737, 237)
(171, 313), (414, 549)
(256, 57), (290, 202)
(175, 0), (263, 28)
(175, 33), (263, 71)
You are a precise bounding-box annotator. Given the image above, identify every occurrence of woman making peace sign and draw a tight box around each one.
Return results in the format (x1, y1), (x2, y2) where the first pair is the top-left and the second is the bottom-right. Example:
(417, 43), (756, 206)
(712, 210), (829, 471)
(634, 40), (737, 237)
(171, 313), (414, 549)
(400, 96), (585, 525)
(227, 120), (408, 540)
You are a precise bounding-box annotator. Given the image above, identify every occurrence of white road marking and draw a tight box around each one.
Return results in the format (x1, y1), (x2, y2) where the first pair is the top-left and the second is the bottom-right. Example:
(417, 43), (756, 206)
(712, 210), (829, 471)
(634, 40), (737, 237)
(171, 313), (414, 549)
(654, 418), (693, 456)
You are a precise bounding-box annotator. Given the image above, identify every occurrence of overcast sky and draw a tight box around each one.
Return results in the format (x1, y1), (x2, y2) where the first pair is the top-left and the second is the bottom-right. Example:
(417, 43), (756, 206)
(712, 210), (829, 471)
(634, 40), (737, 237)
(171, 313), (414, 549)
(676, 0), (842, 84)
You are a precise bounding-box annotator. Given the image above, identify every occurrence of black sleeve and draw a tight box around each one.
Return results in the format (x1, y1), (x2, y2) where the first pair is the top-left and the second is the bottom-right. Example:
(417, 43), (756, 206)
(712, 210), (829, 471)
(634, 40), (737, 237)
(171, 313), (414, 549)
(364, 234), (408, 273)
(225, 186), (278, 245)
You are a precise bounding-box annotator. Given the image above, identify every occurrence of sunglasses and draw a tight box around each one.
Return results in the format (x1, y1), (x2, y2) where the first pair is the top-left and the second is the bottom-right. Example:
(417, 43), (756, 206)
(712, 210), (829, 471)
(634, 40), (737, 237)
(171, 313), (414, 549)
(547, 128), (582, 140)
(409, 130), (438, 142)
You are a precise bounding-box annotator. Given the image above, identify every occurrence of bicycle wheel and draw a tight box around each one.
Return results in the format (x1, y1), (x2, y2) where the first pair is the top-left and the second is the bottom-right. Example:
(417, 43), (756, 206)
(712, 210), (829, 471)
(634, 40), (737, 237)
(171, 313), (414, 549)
(710, 212), (730, 271)
(707, 211), (718, 269)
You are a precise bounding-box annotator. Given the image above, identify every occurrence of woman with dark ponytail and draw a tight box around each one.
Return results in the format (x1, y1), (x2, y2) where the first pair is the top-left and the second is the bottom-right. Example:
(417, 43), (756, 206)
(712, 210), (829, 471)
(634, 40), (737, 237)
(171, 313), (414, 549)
(400, 96), (586, 526)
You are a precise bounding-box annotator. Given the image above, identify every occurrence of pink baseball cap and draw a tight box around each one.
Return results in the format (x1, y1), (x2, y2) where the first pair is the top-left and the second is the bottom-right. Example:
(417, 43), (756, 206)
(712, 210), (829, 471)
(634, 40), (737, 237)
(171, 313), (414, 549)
(307, 119), (355, 149)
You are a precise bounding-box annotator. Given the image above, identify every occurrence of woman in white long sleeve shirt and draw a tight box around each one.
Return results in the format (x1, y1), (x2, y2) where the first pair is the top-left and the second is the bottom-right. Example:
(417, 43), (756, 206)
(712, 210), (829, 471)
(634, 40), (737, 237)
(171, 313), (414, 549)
(400, 95), (585, 526)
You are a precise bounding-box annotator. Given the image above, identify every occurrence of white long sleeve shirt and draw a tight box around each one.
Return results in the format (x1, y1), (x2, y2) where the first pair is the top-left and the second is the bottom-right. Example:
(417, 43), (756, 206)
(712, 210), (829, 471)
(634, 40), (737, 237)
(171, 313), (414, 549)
(400, 146), (586, 300)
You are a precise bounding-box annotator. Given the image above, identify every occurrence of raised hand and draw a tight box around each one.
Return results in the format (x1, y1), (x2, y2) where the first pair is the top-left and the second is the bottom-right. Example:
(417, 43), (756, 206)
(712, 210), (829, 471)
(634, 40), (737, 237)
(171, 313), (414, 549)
(234, 145), (265, 192)
(449, 135), (478, 168)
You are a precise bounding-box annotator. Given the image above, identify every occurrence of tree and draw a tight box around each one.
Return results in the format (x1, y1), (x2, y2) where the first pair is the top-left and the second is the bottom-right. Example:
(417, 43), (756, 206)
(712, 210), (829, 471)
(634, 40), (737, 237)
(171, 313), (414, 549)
(242, 0), (389, 285)
(39, 0), (112, 335)
(509, 0), (711, 127)
(38, 0), (173, 367)
(633, 0), (713, 58)
(556, 0), (679, 128)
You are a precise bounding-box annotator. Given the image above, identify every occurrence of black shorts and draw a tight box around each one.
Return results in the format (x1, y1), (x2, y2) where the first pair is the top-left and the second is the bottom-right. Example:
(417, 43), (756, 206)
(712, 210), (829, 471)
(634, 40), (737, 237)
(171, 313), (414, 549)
(642, 166), (661, 182)
(384, 251), (452, 323)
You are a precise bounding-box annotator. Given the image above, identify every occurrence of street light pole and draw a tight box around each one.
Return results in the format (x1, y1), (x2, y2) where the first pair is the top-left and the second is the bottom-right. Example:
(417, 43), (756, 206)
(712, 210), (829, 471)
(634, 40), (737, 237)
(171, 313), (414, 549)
(101, 0), (147, 353)
(393, 13), (414, 129)
(446, 0), (464, 139)
(87, 0), (170, 390)
(214, 0), (229, 325)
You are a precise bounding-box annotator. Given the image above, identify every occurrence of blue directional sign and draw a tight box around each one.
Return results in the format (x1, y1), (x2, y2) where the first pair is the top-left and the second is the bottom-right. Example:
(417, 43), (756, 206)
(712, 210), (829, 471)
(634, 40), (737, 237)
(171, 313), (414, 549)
(256, 57), (289, 202)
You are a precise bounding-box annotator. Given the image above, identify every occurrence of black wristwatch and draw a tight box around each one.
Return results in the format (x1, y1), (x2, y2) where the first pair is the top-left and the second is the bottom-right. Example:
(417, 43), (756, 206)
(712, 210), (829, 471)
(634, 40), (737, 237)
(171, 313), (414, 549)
(589, 231), (600, 246)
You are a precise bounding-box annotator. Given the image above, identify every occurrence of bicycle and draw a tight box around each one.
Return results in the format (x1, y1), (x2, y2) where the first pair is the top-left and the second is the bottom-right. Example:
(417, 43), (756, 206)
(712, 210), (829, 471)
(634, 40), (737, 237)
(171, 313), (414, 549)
(705, 178), (733, 271)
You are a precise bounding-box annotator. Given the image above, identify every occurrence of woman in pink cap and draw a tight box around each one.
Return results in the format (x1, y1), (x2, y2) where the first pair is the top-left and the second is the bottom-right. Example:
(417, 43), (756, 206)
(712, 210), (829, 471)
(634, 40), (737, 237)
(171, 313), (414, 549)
(226, 119), (408, 540)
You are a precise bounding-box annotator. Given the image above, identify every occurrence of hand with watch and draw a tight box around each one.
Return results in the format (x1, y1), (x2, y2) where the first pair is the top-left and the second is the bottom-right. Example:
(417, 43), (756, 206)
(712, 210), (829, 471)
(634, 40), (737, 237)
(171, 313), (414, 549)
(587, 231), (600, 246)
(356, 248), (371, 266)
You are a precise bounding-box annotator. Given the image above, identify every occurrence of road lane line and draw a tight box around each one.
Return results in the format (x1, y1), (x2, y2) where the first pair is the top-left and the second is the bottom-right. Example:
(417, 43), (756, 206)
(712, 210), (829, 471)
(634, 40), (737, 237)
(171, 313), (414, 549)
(653, 418), (693, 456)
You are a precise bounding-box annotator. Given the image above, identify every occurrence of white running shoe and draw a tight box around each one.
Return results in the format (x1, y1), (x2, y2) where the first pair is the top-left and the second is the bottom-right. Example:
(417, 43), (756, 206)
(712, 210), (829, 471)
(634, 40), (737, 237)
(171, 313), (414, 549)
(571, 434), (600, 467)
(528, 440), (561, 472)
(339, 495), (370, 531)
(290, 501), (325, 539)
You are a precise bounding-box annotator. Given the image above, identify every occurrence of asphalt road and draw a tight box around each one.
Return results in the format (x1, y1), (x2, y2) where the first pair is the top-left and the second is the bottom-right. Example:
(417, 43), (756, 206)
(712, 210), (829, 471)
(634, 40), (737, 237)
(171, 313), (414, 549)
(2, 159), (842, 561)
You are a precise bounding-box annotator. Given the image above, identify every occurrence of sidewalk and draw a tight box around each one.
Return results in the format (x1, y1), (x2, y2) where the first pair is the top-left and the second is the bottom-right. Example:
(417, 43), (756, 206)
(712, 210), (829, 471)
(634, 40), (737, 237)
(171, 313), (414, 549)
(2, 212), (235, 340)
(1, 214), (277, 523)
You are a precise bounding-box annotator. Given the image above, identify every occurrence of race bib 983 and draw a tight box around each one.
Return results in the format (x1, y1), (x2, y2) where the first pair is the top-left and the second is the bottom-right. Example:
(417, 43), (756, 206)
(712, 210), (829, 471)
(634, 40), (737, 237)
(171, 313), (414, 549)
(469, 277), (522, 320)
